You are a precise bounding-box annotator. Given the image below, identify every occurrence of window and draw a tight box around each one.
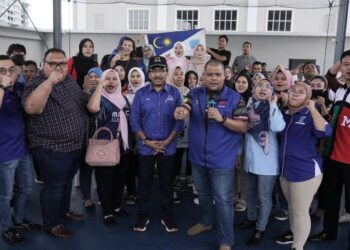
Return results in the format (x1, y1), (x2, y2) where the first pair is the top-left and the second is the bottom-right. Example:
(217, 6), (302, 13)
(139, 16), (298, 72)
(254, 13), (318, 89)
(213, 9), (238, 31)
(176, 10), (198, 30)
(128, 9), (150, 30)
(267, 10), (292, 31)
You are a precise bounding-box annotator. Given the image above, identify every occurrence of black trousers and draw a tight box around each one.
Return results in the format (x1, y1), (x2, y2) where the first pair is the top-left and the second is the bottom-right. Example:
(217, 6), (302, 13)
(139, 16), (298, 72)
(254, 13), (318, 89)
(126, 151), (138, 196)
(174, 148), (192, 178)
(137, 154), (175, 218)
(323, 158), (350, 237)
(94, 153), (130, 216)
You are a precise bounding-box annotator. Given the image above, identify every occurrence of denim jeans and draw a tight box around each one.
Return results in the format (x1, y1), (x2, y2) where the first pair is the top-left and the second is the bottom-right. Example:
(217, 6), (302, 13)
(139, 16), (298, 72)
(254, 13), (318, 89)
(0, 152), (33, 231)
(246, 172), (277, 231)
(31, 148), (81, 230)
(192, 164), (235, 247)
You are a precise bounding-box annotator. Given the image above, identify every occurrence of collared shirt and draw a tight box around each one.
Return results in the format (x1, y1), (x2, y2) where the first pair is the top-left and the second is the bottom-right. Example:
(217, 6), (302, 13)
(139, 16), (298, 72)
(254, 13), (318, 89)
(131, 83), (183, 156)
(233, 54), (256, 72)
(279, 107), (332, 182)
(22, 70), (89, 152)
(0, 82), (27, 162)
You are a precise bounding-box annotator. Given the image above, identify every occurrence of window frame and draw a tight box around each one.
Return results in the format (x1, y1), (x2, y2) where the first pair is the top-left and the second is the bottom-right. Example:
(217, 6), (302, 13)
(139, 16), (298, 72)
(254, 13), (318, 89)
(212, 8), (239, 32)
(266, 8), (293, 32)
(127, 8), (151, 31)
(175, 8), (200, 31)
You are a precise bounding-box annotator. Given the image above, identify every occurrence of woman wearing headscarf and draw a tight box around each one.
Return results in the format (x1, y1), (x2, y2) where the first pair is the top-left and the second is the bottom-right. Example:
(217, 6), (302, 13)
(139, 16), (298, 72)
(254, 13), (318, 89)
(166, 41), (189, 76)
(124, 67), (146, 204)
(86, 69), (131, 226)
(188, 44), (209, 80)
(234, 70), (253, 105)
(67, 38), (98, 88)
(139, 44), (155, 82)
(272, 66), (293, 109)
(274, 82), (332, 250)
(236, 78), (285, 247)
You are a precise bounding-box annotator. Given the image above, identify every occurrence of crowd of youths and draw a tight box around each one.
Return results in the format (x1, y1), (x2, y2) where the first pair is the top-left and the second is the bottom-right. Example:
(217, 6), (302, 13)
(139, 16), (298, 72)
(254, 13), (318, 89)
(0, 34), (350, 250)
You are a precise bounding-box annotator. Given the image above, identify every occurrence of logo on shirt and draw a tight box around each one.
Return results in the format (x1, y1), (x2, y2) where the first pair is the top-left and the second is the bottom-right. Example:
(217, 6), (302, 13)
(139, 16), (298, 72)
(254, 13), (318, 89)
(341, 115), (350, 127)
(165, 95), (174, 103)
(295, 115), (306, 125)
(218, 100), (227, 108)
(112, 112), (120, 122)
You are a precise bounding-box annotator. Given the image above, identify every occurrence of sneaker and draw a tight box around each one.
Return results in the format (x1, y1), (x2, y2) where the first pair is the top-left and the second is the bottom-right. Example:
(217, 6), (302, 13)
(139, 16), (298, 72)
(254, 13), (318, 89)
(113, 208), (129, 218)
(161, 216), (178, 233)
(103, 215), (115, 226)
(2, 227), (26, 244)
(173, 191), (181, 204)
(186, 176), (193, 187)
(274, 230), (293, 244)
(134, 214), (150, 232)
(193, 195), (199, 205)
(187, 223), (212, 235)
(126, 195), (136, 205)
(34, 178), (43, 184)
(63, 211), (83, 221)
(235, 201), (247, 212)
(339, 212), (350, 223)
(274, 210), (288, 221)
(13, 220), (41, 231)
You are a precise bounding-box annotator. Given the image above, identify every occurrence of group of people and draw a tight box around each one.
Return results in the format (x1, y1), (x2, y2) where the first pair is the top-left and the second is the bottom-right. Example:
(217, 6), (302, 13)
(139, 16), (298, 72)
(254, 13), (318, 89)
(0, 34), (349, 250)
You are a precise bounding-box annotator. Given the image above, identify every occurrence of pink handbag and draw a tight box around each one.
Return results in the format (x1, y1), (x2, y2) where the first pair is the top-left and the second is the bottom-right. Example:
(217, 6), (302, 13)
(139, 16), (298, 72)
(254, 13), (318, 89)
(85, 127), (120, 167)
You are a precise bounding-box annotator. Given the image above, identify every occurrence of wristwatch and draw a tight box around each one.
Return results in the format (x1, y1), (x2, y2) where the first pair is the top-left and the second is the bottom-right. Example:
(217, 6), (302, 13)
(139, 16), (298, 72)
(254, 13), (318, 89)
(220, 115), (227, 124)
(141, 137), (148, 145)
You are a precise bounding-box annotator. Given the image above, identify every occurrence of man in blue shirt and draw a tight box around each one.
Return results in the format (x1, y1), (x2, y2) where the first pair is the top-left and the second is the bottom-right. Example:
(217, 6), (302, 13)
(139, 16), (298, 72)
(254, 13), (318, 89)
(131, 56), (183, 233)
(0, 55), (40, 245)
(174, 60), (248, 250)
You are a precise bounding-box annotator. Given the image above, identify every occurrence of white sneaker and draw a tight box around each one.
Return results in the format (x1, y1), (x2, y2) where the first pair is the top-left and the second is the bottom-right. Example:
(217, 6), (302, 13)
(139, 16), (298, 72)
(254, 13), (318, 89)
(339, 212), (350, 223)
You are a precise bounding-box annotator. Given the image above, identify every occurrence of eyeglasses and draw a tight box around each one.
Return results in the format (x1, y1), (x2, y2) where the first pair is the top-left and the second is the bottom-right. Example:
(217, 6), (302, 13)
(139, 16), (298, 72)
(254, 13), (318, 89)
(0, 66), (18, 75)
(44, 60), (67, 70)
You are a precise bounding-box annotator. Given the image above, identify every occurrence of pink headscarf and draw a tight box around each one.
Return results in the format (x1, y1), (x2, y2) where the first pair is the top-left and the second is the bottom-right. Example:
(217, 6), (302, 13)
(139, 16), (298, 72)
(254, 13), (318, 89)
(101, 69), (129, 150)
(273, 68), (293, 89)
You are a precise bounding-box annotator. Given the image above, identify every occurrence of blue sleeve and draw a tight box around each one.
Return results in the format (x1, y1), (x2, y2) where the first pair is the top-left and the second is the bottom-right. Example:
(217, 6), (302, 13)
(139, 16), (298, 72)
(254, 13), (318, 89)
(130, 90), (143, 133)
(312, 123), (333, 139)
(174, 90), (184, 132)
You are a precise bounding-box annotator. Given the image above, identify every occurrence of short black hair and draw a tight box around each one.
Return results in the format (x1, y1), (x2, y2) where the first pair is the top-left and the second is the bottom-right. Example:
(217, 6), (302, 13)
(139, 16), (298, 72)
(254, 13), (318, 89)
(0, 55), (11, 61)
(243, 41), (252, 47)
(341, 50), (350, 62)
(218, 35), (228, 43)
(43, 48), (66, 61)
(253, 61), (262, 67)
(23, 60), (38, 69)
(6, 43), (26, 56)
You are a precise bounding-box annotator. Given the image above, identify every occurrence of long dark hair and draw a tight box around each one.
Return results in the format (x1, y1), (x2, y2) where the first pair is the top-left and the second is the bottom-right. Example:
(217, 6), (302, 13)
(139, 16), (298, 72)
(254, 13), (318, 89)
(184, 70), (198, 88)
(234, 70), (253, 104)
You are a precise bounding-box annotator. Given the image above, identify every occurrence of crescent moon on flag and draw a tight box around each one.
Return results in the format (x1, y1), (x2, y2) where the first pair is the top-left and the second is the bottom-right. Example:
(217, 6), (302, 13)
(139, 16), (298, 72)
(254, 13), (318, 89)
(153, 37), (163, 49)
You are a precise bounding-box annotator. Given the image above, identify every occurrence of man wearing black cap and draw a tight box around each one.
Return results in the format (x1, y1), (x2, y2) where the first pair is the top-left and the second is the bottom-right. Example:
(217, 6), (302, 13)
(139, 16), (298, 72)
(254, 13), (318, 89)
(131, 56), (183, 233)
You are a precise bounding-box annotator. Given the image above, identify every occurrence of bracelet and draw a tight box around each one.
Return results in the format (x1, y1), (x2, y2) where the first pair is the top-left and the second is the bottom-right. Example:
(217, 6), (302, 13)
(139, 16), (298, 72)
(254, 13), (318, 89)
(221, 115), (227, 124)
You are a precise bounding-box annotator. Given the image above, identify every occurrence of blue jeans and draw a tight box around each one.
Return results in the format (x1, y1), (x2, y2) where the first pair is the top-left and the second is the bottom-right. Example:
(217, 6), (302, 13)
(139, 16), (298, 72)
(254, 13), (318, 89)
(246, 172), (277, 231)
(31, 148), (81, 230)
(0, 153), (33, 231)
(192, 164), (235, 247)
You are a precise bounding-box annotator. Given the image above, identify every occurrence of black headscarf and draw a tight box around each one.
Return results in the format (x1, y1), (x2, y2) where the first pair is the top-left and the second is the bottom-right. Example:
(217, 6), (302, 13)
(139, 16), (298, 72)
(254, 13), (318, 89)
(72, 38), (98, 87)
(233, 70), (253, 105)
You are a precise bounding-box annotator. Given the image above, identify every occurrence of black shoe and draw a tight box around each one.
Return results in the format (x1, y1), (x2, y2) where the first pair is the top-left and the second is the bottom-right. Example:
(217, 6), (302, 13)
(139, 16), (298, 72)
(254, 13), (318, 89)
(235, 219), (256, 229)
(247, 230), (264, 246)
(103, 215), (115, 226)
(309, 231), (336, 242)
(13, 220), (41, 232)
(173, 191), (181, 204)
(161, 216), (178, 233)
(113, 208), (129, 218)
(274, 230), (293, 245)
(2, 227), (26, 245)
(134, 214), (150, 232)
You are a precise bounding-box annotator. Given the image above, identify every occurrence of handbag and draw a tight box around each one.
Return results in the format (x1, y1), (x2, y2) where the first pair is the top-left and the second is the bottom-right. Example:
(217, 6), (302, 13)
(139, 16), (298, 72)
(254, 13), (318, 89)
(85, 127), (120, 167)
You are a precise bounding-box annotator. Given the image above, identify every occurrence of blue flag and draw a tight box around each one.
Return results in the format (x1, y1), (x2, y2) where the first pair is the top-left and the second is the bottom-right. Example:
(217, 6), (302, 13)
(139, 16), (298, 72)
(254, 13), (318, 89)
(145, 29), (206, 56)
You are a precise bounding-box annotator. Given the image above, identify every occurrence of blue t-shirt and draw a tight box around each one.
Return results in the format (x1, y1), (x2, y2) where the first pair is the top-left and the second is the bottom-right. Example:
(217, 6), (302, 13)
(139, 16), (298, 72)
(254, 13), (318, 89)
(0, 82), (27, 163)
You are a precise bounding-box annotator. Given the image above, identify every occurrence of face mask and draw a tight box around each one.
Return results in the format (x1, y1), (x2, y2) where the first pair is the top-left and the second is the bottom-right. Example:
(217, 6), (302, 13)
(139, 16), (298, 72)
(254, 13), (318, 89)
(311, 89), (324, 99)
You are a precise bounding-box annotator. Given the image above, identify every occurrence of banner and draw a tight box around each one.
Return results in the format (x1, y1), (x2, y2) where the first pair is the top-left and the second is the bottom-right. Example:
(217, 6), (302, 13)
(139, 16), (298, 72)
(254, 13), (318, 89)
(145, 29), (206, 56)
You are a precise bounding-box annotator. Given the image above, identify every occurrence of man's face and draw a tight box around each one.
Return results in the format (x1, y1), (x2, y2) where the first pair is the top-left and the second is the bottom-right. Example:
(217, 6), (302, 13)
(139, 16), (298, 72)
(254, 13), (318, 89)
(43, 52), (67, 79)
(303, 63), (317, 80)
(252, 64), (262, 74)
(22, 64), (37, 82)
(242, 43), (251, 55)
(341, 55), (350, 83)
(218, 38), (227, 50)
(148, 66), (167, 87)
(0, 59), (18, 88)
(204, 64), (225, 92)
